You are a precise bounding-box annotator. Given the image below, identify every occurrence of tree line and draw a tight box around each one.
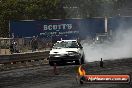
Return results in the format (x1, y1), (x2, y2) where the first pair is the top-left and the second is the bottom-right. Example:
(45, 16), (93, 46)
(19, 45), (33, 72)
(0, 0), (131, 37)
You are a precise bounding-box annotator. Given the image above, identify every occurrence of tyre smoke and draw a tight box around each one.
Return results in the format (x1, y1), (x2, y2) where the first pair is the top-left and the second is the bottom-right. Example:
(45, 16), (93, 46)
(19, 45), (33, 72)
(82, 28), (132, 62)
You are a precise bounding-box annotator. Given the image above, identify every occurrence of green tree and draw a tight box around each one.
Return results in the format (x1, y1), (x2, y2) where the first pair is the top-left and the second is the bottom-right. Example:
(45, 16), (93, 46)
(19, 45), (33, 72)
(0, 0), (64, 37)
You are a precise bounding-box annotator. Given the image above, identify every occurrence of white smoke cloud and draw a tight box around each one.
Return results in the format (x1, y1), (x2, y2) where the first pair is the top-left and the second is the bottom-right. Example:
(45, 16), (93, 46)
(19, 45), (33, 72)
(82, 28), (132, 62)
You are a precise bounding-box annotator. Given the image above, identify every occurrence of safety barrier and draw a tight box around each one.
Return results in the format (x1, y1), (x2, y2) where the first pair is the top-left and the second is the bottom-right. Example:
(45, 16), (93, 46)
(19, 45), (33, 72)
(0, 50), (50, 64)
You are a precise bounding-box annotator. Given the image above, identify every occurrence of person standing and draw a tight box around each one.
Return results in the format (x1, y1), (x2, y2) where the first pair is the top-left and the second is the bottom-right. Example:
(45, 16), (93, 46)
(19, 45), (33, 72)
(10, 42), (14, 54)
(30, 36), (38, 52)
(10, 41), (20, 53)
(13, 41), (20, 53)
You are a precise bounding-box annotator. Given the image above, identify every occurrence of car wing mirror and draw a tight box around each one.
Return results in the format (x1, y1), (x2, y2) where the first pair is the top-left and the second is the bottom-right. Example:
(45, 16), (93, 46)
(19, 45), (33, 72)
(80, 46), (83, 49)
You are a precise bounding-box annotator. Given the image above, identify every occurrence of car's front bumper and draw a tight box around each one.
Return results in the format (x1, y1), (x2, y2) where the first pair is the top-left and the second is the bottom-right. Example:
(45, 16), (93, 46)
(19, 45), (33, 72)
(49, 55), (81, 62)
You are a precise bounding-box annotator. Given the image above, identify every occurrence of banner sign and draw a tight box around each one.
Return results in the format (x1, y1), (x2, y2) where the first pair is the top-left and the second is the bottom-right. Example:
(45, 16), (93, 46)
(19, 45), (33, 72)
(108, 16), (132, 32)
(10, 18), (105, 39)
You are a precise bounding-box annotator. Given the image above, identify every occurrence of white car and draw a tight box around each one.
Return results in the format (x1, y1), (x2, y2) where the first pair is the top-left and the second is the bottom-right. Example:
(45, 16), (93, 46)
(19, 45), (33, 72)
(48, 40), (85, 66)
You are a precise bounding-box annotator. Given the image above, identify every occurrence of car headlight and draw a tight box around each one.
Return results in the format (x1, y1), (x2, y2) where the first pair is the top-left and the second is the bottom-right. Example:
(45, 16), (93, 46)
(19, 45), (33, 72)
(49, 54), (54, 57)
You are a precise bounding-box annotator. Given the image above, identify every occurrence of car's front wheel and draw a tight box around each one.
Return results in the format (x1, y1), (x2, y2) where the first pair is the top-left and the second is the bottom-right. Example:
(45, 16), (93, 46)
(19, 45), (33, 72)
(49, 61), (54, 66)
(75, 59), (81, 65)
(81, 56), (85, 64)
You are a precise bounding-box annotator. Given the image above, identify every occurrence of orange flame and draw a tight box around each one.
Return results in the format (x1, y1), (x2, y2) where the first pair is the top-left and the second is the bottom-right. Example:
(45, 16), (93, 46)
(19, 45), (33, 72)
(78, 65), (86, 76)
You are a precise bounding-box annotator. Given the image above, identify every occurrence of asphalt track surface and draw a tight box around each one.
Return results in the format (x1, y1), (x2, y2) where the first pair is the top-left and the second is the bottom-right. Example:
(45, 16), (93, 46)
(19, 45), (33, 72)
(0, 58), (132, 88)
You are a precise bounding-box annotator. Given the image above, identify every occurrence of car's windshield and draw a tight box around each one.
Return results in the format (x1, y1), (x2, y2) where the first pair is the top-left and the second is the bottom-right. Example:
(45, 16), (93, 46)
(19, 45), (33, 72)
(53, 41), (79, 48)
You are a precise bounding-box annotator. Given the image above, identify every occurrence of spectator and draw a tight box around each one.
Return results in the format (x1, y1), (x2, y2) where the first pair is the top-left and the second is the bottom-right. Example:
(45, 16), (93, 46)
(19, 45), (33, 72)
(13, 41), (20, 53)
(30, 36), (38, 52)
(10, 41), (20, 53)
(10, 42), (14, 54)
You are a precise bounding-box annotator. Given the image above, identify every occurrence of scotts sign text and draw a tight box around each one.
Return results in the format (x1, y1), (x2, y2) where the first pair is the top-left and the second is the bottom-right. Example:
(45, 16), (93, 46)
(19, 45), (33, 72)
(43, 24), (72, 30)
(40, 23), (78, 37)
